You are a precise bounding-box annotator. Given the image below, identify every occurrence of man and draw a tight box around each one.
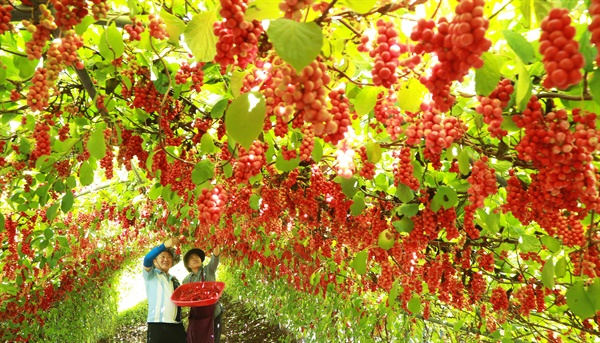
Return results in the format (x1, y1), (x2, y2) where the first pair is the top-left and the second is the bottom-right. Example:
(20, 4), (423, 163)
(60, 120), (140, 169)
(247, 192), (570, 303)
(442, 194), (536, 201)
(143, 237), (187, 343)
(182, 245), (222, 343)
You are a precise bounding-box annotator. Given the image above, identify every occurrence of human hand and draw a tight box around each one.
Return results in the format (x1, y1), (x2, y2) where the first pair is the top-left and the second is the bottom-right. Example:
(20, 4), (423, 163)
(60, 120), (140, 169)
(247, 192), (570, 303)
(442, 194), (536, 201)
(213, 245), (221, 256)
(164, 237), (180, 248)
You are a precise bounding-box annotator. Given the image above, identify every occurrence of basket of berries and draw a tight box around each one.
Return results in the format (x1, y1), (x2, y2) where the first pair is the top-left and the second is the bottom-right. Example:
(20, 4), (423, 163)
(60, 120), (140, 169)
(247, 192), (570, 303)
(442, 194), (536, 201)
(171, 281), (225, 307)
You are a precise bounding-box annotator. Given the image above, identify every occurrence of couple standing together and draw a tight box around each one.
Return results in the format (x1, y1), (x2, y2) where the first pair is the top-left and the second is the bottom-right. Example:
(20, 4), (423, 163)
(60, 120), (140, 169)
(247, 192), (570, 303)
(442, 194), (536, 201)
(142, 237), (223, 343)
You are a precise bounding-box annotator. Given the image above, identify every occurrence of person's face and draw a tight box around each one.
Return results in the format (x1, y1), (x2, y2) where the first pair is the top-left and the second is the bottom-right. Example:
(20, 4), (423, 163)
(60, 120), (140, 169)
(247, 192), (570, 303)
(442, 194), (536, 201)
(187, 253), (202, 271)
(155, 251), (173, 271)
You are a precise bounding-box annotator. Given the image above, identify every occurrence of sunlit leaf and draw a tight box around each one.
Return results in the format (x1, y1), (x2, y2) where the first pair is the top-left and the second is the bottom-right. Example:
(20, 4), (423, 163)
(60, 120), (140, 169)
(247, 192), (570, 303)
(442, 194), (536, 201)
(503, 30), (536, 65)
(475, 53), (502, 96)
(431, 186), (458, 212)
(519, 235), (541, 252)
(161, 10), (186, 46)
(392, 217), (414, 233)
(88, 126), (106, 160)
(192, 160), (215, 185)
(366, 141), (382, 163)
(541, 236), (561, 253)
(555, 257), (567, 278)
(249, 194), (261, 210)
(541, 257), (555, 289)
(275, 154), (300, 172)
(355, 86), (382, 116)
(61, 191), (74, 213)
(407, 295), (422, 314)
(184, 10), (218, 62)
(267, 19), (323, 72)
(245, 0), (282, 20)
(351, 249), (368, 275)
(339, 177), (358, 198)
(79, 161), (94, 186)
(398, 78), (427, 113)
(589, 71), (600, 107)
(350, 194), (365, 215)
(98, 23), (124, 61)
(395, 184), (414, 203)
(516, 63), (532, 111)
(225, 91), (266, 150)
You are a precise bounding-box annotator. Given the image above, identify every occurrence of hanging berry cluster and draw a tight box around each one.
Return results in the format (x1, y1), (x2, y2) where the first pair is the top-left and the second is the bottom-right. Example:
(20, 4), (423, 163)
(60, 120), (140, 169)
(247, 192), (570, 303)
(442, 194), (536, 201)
(539, 8), (585, 89)
(475, 79), (514, 138)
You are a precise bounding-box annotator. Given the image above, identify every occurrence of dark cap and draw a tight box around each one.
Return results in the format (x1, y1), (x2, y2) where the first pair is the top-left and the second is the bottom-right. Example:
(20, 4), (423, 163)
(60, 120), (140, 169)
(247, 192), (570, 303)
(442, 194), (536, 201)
(183, 248), (205, 272)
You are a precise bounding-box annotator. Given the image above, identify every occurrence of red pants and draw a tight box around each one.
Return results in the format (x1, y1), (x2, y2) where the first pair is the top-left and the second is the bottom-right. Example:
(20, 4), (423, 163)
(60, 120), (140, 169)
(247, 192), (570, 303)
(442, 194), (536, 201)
(187, 304), (216, 343)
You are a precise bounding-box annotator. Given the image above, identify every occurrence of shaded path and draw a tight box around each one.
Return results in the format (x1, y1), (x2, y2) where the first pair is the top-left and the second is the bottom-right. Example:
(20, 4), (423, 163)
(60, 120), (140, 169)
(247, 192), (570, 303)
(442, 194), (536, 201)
(103, 292), (297, 343)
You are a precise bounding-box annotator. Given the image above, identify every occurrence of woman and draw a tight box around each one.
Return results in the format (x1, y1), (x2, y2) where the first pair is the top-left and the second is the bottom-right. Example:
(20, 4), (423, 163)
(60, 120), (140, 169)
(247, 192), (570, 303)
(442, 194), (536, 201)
(182, 245), (222, 343)
(142, 237), (187, 343)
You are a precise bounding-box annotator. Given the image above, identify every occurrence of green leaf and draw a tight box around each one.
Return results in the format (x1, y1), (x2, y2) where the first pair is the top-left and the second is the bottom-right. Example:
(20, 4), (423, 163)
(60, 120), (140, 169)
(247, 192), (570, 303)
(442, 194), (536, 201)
(44, 228), (54, 240)
(503, 30), (536, 65)
(579, 30), (597, 72)
(200, 133), (216, 154)
(516, 63), (532, 111)
(98, 23), (124, 61)
(312, 138), (323, 162)
(88, 126), (106, 160)
(249, 194), (261, 210)
(341, 0), (378, 13)
(431, 186), (458, 212)
(355, 86), (382, 116)
(339, 177), (358, 198)
(397, 203), (419, 217)
(191, 160), (215, 185)
(148, 184), (163, 200)
(46, 202), (60, 221)
(398, 78), (427, 113)
(407, 295), (422, 314)
(475, 53), (502, 96)
(589, 71), (600, 108)
(184, 10), (219, 62)
(245, 0), (282, 20)
(351, 249), (368, 275)
(61, 191), (74, 213)
(79, 161), (94, 186)
(161, 10), (186, 46)
(541, 257), (555, 289)
(395, 184), (414, 203)
(566, 281), (597, 319)
(225, 91), (266, 150)
(267, 19), (323, 72)
(588, 278), (600, 311)
(350, 194), (365, 215)
(275, 155), (300, 172)
(555, 257), (567, 278)
(519, 235), (541, 252)
(211, 98), (229, 119)
(392, 217), (414, 233)
(541, 236), (561, 253)
(14, 56), (37, 79)
(366, 141), (382, 163)
(457, 148), (471, 176)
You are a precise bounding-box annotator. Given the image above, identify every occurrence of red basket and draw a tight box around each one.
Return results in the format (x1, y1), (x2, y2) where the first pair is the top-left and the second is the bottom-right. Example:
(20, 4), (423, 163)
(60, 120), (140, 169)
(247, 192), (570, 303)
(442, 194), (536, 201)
(171, 281), (225, 307)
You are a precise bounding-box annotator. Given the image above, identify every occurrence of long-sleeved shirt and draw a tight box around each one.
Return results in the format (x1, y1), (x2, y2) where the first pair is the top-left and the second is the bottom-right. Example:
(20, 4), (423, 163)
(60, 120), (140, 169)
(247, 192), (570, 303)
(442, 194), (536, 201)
(182, 253), (222, 317)
(143, 244), (181, 323)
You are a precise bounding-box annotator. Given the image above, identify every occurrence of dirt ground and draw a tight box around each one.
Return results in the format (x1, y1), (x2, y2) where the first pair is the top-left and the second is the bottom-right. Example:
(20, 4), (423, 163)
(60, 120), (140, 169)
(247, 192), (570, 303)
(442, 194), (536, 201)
(105, 292), (298, 343)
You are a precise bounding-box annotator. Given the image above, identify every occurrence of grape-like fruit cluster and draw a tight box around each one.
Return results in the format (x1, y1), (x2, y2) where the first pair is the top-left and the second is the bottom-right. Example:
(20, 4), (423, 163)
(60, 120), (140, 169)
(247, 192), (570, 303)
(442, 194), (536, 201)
(475, 79), (514, 138)
(51, 0), (88, 30)
(90, 0), (109, 20)
(234, 140), (267, 183)
(197, 185), (228, 226)
(27, 68), (50, 112)
(214, 0), (264, 73)
(279, 0), (313, 20)
(0, 4), (13, 35)
(539, 8), (585, 89)
(148, 14), (169, 40)
(324, 89), (351, 145)
(299, 126), (314, 162)
(358, 146), (376, 180)
(369, 20), (403, 88)
(175, 62), (205, 92)
(124, 19), (144, 41)
(393, 147), (420, 190)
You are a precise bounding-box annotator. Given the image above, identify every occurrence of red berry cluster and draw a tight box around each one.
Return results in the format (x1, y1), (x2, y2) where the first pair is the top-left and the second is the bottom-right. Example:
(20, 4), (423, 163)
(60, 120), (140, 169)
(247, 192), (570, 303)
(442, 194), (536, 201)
(124, 19), (145, 41)
(213, 0), (264, 73)
(46, 31), (85, 82)
(299, 126), (314, 162)
(475, 79), (514, 138)
(275, 60), (333, 137)
(323, 89), (351, 145)
(490, 286), (509, 311)
(279, 0), (313, 20)
(90, 0), (109, 20)
(197, 185), (228, 226)
(30, 119), (52, 164)
(539, 8), (585, 89)
(393, 147), (420, 190)
(175, 62), (205, 92)
(0, 4), (13, 35)
(281, 146), (298, 160)
(99, 128), (114, 179)
(50, 0), (88, 31)
(590, 0), (600, 65)
(369, 20), (403, 88)
(24, 5), (57, 60)
(411, 0), (491, 111)
(27, 68), (50, 112)
(405, 104), (465, 157)
(234, 141), (267, 183)
(463, 156), (497, 238)
(116, 129), (148, 171)
(358, 146), (376, 180)
(371, 92), (404, 139)
(148, 14), (169, 40)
